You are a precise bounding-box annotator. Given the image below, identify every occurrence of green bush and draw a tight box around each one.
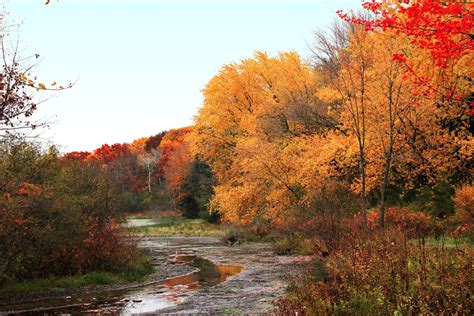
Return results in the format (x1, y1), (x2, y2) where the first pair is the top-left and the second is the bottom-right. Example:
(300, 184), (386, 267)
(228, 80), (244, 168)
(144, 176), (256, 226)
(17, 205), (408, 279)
(413, 181), (455, 218)
(119, 191), (147, 212)
(0, 141), (140, 283)
(177, 194), (200, 219)
(272, 233), (313, 255)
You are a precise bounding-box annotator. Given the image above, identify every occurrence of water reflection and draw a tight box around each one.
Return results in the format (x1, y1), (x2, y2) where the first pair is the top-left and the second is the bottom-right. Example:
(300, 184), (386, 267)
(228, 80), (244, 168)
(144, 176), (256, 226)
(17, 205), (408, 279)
(166, 256), (242, 290)
(1, 256), (242, 315)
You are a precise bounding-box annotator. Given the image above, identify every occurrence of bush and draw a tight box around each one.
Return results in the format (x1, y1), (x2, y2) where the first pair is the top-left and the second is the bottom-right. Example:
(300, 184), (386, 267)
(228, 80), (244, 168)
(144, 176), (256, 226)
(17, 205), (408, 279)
(119, 191), (146, 212)
(288, 180), (358, 254)
(365, 207), (438, 239)
(0, 141), (140, 283)
(203, 209), (222, 223)
(177, 194), (200, 219)
(413, 181), (455, 218)
(453, 184), (474, 241)
(276, 228), (474, 315)
(272, 233), (314, 255)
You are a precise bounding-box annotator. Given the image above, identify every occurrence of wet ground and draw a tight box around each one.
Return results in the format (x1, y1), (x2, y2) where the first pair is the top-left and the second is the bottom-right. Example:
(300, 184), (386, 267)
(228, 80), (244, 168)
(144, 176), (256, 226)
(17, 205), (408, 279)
(0, 236), (310, 315)
(123, 218), (158, 228)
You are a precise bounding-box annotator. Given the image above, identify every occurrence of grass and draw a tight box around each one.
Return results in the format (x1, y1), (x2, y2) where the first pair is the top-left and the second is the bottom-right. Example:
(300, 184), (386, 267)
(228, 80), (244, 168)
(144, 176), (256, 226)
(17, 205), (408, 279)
(129, 217), (226, 237)
(0, 252), (154, 296)
(126, 212), (154, 220)
(425, 236), (472, 249)
(0, 270), (150, 296)
(223, 307), (243, 314)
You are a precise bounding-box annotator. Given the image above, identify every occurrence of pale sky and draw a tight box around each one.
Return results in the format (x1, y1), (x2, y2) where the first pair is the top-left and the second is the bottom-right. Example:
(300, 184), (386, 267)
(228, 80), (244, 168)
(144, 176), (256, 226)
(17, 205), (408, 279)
(3, 0), (360, 152)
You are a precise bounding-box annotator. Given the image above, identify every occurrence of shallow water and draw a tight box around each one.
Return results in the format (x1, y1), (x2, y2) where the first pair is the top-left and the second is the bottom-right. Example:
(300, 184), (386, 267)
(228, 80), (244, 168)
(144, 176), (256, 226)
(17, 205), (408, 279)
(123, 218), (157, 228)
(0, 256), (242, 315)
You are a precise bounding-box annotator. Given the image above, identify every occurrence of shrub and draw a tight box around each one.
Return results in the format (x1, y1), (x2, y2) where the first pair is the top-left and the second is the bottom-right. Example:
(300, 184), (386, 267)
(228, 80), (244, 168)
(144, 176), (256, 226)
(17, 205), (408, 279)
(177, 194), (200, 219)
(202, 209), (222, 223)
(272, 233), (314, 255)
(453, 184), (474, 241)
(291, 180), (358, 254)
(365, 207), (437, 239)
(413, 181), (455, 218)
(0, 141), (140, 283)
(119, 191), (146, 212)
(276, 228), (474, 315)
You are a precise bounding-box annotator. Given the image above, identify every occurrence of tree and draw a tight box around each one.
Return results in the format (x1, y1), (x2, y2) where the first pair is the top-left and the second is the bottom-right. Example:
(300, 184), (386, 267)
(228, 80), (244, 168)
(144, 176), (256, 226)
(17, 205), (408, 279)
(338, 0), (474, 115)
(190, 51), (336, 226)
(318, 11), (472, 228)
(0, 12), (73, 140)
(158, 127), (193, 212)
(338, 0), (473, 67)
(144, 131), (166, 152)
(362, 31), (418, 227)
(313, 22), (375, 226)
(0, 43), (46, 138)
(130, 137), (160, 194)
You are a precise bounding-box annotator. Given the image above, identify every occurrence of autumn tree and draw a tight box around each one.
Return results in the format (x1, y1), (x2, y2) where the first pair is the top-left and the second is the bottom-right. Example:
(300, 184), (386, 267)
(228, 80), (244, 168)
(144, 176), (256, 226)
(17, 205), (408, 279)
(316, 11), (472, 227)
(0, 12), (72, 139)
(130, 137), (161, 194)
(338, 0), (474, 115)
(191, 51), (336, 227)
(338, 0), (473, 68)
(313, 21), (375, 226)
(145, 131), (166, 152)
(0, 39), (46, 138)
(359, 31), (419, 227)
(156, 127), (195, 215)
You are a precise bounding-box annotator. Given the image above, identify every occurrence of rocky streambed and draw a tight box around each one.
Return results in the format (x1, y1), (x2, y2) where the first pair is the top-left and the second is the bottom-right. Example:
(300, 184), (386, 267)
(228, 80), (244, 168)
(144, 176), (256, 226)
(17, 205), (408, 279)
(0, 236), (311, 315)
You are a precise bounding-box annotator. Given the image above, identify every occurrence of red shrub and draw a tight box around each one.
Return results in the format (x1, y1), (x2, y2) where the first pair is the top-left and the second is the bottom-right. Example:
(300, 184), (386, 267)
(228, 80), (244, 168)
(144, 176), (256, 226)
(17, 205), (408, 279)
(351, 207), (437, 239)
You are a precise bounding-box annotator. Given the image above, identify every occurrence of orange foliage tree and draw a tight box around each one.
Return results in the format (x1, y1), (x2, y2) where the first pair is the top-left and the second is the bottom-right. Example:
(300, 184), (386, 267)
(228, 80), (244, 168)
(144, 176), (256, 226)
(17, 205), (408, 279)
(158, 127), (193, 208)
(190, 51), (337, 227)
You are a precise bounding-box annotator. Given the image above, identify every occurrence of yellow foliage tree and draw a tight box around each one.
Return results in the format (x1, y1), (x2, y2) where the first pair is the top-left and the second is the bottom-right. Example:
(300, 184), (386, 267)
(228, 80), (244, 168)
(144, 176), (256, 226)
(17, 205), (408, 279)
(190, 51), (335, 226)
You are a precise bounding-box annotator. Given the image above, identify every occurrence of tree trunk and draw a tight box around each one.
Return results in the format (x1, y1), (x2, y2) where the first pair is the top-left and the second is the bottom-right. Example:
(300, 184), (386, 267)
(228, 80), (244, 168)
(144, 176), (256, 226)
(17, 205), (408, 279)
(379, 156), (391, 228)
(147, 164), (152, 193)
(379, 79), (395, 229)
(360, 148), (367, 227)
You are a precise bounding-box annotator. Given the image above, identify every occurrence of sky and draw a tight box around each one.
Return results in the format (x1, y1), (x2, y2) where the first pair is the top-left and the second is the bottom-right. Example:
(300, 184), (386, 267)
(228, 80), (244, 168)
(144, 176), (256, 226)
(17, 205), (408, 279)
(3, 0), (360, 152)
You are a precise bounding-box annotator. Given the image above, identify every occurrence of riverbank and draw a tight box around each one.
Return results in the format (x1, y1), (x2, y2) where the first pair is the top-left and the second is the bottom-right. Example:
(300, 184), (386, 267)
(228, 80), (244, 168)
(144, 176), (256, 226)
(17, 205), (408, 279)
(0, 236), (310, 314)
(128, 217), (226, 237)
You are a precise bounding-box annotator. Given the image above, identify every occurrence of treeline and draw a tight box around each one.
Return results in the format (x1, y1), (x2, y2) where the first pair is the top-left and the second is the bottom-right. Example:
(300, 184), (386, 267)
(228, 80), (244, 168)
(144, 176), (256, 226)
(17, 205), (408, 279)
(0, 128), (217, 283)
(63, 127), (216, 222)
(189, 36), (472, 237)
(186, 1), (473, 313)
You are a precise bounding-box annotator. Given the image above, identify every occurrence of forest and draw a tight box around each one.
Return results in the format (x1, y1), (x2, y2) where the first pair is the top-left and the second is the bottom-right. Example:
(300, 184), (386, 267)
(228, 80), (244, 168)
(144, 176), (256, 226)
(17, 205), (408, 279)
(1, 0), (473, 314)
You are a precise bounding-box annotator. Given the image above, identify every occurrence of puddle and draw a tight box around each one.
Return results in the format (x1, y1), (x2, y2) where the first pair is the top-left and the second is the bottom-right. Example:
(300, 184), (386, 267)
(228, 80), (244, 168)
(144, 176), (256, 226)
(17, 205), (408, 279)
(123, 218), (158, 228)
(0, 256), (242, 315)
(165, 256), (242, 289)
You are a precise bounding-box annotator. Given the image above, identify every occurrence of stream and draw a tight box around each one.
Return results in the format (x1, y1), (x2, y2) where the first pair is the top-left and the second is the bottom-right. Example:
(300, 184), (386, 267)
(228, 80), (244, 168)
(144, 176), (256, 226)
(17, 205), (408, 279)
(1, 254), (242, 315)
(0, 220), (310, 315)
